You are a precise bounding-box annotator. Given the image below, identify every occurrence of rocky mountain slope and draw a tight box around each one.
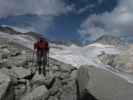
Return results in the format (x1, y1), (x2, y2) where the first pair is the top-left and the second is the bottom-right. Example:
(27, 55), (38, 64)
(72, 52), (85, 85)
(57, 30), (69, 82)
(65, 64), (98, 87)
(0, 37), (78, 100)
(0, 26), (133, 100)
(0, 26), (98, 100)
(94, 35), (126, 46)
(0, 25), (42, 38)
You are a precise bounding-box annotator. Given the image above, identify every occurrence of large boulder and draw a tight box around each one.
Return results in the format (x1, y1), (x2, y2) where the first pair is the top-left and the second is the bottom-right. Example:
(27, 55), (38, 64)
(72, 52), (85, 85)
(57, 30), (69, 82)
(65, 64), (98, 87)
(77, 65), (133, 100)
(0, 71), (15, 100)
(12, 67), (31, 78)
(21, 85), (49, 100)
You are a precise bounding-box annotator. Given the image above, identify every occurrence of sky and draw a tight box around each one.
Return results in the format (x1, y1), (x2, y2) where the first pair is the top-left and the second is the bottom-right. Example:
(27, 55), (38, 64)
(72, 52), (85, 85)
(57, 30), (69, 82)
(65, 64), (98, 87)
(0, 0), (132, 43)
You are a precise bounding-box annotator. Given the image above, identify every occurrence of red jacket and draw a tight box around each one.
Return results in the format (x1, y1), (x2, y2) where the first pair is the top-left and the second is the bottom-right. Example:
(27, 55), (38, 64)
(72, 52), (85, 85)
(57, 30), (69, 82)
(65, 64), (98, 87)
(34, 39), (49, 53)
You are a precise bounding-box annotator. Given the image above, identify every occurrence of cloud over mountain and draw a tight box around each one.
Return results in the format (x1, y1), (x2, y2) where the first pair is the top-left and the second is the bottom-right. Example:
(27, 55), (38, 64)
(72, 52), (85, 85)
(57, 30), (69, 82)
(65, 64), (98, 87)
(0, 0), (76, 35)
(79, 0), (133, 42)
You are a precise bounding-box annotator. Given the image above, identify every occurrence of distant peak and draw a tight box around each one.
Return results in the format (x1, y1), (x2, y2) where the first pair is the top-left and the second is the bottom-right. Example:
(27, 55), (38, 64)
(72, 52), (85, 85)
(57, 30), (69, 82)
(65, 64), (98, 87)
(94, 35), (126, 46)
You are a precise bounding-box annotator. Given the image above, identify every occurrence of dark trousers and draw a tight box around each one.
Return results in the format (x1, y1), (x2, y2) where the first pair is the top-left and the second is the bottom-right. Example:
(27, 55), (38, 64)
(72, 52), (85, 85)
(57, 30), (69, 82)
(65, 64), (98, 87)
(36, 51), (47, 74)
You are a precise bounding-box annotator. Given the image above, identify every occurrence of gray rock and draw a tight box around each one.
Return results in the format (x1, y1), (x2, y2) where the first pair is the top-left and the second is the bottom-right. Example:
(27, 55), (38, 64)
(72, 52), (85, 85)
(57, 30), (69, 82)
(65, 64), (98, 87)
(49, 58), (75, 73)
(12, 67), (32, 79)
(0, 62), (12, 69)
(59, 64), (75, 73)
(60, 80), (77, 100)
(0, 71), (15, 100)
(14, 84), (26, 100)
(32, 72), (55, 89)
(77, 65), (133, 100)
(44, 74), (55, 89)
(10, 51), (21, 57)
(0, 45), (8, 49)
(48, 96), (59, 100)
(49, 78), (62, 96)
(70, 70), (78, 80)
(1, 53), (10, 59)
(60, 93), (76, 100)
(59, 72), (70, 80)
(21, 85), (49, 100)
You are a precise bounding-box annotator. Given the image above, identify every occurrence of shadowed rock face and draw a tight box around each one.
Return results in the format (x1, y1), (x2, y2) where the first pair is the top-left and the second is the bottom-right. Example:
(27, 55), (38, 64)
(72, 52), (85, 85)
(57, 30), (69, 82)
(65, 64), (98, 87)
(77, 65), (133, 100)
(76, 80), (97, 100)
(0, 71), (13, 100)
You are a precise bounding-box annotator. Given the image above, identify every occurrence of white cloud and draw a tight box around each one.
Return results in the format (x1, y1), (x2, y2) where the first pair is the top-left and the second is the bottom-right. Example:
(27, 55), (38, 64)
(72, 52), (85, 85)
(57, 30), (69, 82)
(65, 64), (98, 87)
(77, 5), (95, 14)
(0, 0), (76, 34)
(0, 0), (71, 17)
(79, 0), (133, 41)
(65, 4), (76, 14)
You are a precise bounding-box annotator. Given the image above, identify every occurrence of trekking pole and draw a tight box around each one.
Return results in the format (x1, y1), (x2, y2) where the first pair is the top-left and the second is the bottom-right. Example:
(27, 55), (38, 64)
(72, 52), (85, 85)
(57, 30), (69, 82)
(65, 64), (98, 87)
(31, 50), (36, 73)
(32, 51), (34, 64)
(47, 52), (50, 72)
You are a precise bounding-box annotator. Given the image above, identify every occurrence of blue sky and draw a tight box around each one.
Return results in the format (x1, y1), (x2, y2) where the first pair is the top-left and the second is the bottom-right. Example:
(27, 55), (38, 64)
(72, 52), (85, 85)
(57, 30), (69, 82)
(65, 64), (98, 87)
(0, 0), (132, 43)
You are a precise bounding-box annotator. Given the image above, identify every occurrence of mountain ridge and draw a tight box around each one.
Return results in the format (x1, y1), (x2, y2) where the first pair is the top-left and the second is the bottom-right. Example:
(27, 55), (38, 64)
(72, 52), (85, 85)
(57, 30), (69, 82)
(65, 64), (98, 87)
(94, 35), (126, 46)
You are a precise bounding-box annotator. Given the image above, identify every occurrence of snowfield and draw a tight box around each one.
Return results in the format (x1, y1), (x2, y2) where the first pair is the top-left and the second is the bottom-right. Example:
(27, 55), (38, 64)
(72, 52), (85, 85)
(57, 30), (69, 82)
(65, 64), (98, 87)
(50, 43), (120, 67)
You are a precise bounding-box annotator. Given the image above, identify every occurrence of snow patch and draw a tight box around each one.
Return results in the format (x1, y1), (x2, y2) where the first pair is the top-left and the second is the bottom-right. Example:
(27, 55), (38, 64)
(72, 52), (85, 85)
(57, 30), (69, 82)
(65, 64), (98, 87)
(50, 43), (120, 68)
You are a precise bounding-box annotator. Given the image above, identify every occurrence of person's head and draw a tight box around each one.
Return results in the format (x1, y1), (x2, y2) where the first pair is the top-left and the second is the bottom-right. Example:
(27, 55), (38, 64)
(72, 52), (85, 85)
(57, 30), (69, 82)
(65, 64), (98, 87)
(38, 36), (46, 42)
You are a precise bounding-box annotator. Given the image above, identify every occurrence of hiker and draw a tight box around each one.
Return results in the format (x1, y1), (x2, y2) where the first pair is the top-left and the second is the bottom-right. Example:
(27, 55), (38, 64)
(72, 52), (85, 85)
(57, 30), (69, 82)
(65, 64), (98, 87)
(33, 37), (49, 76)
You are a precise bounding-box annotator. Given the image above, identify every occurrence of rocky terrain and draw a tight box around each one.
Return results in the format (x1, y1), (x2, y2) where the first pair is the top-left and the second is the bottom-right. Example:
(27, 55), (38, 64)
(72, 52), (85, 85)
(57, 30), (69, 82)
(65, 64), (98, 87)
(0, 39), (78, 100)
(0, 26), (133, 100)
(0, 28), (98, 100)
